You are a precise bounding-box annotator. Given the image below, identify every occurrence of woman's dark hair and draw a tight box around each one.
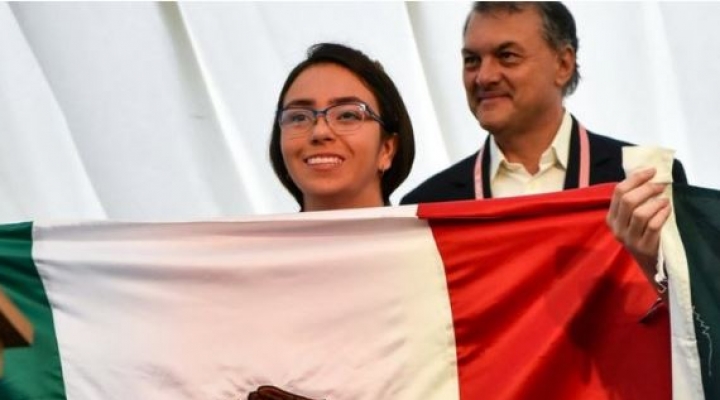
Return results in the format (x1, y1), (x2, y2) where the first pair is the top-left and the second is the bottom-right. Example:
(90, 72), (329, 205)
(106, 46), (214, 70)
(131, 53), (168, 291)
(269, 43), (415, 208)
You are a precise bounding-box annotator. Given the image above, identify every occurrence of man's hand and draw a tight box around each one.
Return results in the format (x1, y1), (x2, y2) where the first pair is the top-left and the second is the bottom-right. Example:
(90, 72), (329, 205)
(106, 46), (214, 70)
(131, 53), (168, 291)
(607, 168), (670, 291)
(247, 385), (319, 400)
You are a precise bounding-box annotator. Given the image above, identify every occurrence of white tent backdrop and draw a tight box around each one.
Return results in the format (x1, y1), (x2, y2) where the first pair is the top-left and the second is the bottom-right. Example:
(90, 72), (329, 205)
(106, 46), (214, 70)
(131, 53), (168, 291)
(1, 1), (717, 222)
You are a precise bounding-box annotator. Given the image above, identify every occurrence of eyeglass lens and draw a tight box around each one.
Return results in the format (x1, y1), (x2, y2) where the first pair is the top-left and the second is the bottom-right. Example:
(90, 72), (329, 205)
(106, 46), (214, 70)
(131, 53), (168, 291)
(279, 103), (376, 135)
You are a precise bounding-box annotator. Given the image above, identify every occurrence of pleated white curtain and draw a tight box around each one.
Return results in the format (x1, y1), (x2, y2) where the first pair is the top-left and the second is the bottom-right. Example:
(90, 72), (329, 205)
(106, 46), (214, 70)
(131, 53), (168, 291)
(1, 1), (717, 222)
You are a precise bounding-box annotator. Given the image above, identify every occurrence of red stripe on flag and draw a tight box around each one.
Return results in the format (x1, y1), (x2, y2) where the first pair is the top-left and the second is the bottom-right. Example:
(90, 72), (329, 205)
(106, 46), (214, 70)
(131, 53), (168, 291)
(419, 184), (671, 400)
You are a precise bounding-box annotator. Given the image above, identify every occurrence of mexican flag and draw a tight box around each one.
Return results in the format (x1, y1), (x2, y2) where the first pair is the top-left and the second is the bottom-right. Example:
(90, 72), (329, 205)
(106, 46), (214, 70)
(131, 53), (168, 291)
(0, 183), (717, 400)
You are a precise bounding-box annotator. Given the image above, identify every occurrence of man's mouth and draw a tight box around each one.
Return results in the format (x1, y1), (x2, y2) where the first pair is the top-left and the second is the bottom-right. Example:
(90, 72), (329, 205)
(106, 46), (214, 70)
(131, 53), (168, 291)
(477, 91), (507, 102)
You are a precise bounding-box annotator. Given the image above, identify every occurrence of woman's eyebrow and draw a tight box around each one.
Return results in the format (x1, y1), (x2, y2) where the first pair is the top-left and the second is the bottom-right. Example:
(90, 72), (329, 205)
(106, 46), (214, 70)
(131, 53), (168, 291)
(283, 96), (367, 108)
(329, 96), (365, 105)
(282, 99), (315, 108)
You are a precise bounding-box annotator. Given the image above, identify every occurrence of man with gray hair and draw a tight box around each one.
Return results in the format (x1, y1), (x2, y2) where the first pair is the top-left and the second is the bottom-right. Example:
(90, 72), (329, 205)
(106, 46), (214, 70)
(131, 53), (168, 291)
(402, 1), (685, 294)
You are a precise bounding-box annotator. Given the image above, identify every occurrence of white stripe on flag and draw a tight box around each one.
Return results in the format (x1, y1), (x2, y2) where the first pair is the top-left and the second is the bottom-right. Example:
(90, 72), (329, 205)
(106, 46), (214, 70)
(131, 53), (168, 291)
(32, 205), (459, 400)
(624, 146), (704, 400)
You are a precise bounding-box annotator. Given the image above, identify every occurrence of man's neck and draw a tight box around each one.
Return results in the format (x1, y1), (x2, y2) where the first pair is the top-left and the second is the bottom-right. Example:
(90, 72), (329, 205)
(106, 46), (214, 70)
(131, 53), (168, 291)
(492, 108), (565, 175)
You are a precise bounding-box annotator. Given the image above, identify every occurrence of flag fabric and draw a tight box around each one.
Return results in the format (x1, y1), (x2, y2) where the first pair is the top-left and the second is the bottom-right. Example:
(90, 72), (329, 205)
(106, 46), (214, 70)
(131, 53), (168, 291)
(663, 184), (720, 400)
(0, 183), (717, 400)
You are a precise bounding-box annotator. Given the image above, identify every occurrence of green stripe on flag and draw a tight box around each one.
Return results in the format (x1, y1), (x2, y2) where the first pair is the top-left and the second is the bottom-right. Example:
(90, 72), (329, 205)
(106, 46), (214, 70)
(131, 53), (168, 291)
(0, 222), (66, 399)
(674, 184), (720, 399)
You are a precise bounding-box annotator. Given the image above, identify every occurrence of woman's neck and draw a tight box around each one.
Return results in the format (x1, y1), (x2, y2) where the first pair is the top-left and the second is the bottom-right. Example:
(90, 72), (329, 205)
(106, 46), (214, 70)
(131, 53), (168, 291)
(303, 192), (385, 212)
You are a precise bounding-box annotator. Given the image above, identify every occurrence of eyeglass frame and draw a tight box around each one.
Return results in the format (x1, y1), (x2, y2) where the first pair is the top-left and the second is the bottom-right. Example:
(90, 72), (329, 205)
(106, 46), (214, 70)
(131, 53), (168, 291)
(276, 101), (386, 135)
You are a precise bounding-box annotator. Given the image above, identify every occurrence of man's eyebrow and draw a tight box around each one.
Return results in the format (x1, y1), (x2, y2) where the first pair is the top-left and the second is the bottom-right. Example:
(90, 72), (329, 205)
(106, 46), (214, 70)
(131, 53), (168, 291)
(497, 41), (520, 51)
(462, 41), (520, 55)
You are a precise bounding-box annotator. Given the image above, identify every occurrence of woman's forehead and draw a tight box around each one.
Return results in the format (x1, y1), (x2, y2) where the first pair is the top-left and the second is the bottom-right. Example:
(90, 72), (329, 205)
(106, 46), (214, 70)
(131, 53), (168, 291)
(284, 63), (379, 109)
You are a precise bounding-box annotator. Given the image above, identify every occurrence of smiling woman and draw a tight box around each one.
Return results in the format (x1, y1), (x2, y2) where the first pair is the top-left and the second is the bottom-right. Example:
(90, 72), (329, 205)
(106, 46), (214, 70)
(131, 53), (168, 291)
(269, 43), (415, 212)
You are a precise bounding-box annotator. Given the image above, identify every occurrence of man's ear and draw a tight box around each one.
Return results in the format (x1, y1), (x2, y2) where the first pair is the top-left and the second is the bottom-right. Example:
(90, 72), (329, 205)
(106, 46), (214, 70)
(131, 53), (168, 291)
(555, 45), (575, 90)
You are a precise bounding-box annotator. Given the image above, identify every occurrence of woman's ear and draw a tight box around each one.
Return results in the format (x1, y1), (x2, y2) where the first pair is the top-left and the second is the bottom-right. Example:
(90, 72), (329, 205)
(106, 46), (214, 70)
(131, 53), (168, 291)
(378, 133), (399, 172)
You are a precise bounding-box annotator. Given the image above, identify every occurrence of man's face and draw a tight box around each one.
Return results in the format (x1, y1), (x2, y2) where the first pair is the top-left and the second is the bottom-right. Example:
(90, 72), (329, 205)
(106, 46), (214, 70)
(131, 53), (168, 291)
(462, 7), (573, 136)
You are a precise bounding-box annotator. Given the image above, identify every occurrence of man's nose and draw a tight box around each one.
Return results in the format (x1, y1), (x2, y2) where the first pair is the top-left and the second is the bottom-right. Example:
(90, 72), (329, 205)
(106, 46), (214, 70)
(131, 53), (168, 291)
(475, 58), (500, 86)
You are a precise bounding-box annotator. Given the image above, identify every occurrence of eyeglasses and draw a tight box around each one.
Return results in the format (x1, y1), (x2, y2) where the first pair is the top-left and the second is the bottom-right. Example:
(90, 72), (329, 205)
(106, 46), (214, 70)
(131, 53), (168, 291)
(277, 102), (385, 136)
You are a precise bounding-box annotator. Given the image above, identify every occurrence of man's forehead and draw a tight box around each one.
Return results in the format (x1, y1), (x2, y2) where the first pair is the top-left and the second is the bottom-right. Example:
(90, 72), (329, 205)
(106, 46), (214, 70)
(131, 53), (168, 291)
(463, 8), (544, 49)
(469, 3), (540, 20)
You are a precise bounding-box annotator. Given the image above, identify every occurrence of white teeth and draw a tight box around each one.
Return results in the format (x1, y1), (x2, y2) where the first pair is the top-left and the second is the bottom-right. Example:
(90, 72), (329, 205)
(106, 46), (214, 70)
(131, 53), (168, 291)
(306, 156), (342, 165)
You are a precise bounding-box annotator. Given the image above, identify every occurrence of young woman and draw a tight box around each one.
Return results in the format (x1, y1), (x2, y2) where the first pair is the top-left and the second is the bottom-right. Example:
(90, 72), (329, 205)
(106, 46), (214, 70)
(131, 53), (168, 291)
(253, 42), (416, 400)
(269, 43), (415, 211)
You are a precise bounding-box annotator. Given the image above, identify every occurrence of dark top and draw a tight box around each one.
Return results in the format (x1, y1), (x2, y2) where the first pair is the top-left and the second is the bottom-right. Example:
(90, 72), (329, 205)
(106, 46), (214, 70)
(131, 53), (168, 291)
(401, 116), (687, 204)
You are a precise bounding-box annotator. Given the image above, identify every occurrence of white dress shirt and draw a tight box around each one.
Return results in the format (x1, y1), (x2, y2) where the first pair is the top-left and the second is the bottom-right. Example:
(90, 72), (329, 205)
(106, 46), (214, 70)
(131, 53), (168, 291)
(489, 111), (573, 198)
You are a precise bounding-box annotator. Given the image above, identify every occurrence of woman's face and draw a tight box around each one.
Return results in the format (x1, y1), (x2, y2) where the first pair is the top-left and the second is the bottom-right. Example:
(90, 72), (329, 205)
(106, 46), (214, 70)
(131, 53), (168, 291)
(280, 63), (397, 211)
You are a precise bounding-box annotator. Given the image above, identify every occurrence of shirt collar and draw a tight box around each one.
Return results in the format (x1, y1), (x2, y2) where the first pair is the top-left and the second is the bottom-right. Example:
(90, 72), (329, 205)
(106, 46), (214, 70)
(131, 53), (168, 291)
(488, 110), (573, 178)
